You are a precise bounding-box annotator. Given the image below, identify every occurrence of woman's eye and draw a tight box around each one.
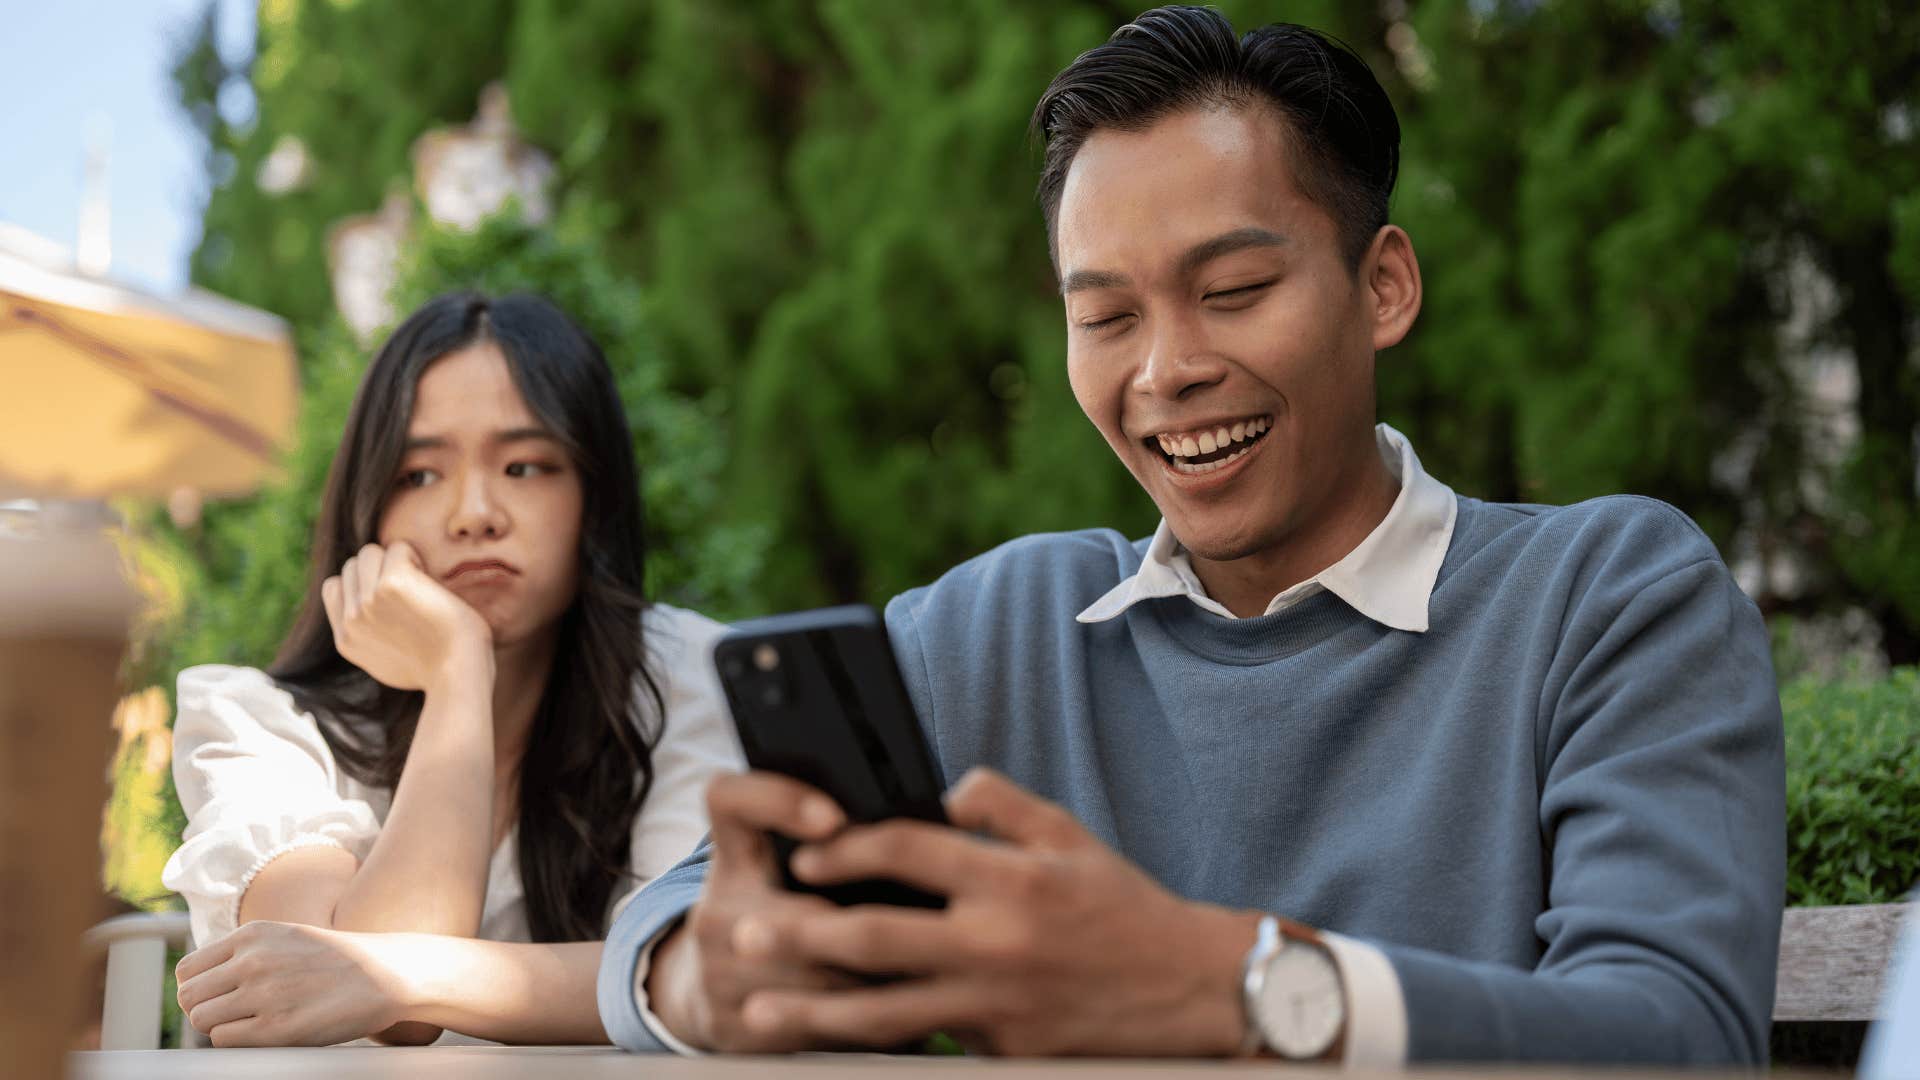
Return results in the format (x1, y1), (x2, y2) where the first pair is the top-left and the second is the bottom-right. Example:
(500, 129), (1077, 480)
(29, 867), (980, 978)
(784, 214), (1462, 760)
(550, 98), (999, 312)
(396, 469), (437, 489)
(505, 462), (552, 478)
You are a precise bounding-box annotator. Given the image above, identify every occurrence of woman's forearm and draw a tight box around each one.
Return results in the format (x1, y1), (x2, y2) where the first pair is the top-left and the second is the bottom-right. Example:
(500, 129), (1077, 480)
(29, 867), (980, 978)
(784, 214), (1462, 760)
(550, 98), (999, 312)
(378, 935), (608, 1044)
(332, 657), (497, 935)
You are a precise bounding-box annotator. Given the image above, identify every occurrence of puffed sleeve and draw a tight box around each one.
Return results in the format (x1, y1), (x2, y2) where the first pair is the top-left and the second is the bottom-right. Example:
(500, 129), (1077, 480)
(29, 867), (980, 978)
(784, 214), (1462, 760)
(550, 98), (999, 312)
(607, 605), (744, 926)
(160, 665), (382, 946)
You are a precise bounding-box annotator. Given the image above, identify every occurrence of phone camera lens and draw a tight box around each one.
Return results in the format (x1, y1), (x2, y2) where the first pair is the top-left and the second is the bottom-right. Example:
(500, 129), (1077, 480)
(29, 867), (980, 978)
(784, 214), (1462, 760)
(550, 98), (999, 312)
(759, 682), (786, 708)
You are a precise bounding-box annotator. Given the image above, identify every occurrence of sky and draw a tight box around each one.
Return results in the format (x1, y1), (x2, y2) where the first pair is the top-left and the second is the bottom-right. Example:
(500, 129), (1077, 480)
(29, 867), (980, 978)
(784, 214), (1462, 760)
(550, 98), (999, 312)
(0, 0), (255, 295)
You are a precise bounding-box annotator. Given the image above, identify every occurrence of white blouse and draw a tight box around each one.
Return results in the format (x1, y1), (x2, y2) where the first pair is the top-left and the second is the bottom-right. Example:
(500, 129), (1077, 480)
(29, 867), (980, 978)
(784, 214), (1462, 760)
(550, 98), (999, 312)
(161, 602), (743, 950)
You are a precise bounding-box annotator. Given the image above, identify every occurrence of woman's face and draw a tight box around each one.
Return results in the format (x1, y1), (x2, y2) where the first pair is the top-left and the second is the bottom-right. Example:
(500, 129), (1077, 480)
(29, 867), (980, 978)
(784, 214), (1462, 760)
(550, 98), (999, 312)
(376, 340), (585, 650)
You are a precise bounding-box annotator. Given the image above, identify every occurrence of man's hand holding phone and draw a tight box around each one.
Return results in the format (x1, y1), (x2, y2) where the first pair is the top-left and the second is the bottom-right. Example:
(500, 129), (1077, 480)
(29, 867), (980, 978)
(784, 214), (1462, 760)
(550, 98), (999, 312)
(646, 771), (857, 1053)
(650, 767), (1261, 1057)
(652, 607), (1268, 1056)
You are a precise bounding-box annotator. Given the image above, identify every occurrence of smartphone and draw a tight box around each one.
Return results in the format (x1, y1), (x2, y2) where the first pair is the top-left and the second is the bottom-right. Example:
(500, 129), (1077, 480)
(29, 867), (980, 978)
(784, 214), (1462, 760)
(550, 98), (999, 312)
(713, 604), (948, 909)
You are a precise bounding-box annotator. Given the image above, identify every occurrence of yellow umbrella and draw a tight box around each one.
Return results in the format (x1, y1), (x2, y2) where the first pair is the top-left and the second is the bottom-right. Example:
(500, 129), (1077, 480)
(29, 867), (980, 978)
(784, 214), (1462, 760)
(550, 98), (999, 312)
(0, 224), (298, 500)
(0, 226), (295, 1067)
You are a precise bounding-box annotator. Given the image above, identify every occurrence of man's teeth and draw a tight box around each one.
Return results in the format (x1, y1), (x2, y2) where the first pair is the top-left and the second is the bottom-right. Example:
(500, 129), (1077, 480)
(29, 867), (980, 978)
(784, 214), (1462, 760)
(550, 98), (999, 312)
(1154, 416), (1269, 473)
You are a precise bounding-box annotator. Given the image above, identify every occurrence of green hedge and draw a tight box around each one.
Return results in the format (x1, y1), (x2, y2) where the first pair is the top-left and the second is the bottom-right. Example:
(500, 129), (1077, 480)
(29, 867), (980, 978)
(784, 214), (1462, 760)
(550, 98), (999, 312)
(1783, 667), (1920, 906)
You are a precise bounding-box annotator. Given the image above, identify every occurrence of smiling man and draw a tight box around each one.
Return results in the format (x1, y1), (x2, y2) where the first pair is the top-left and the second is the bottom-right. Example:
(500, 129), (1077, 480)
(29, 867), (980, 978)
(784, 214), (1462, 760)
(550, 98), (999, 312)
(598, 6), (1785, 1065)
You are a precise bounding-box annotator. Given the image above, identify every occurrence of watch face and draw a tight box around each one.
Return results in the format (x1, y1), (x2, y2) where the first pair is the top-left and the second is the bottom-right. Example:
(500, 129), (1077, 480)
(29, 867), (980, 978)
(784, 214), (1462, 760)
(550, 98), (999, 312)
(1257, 943), (1344, 1059)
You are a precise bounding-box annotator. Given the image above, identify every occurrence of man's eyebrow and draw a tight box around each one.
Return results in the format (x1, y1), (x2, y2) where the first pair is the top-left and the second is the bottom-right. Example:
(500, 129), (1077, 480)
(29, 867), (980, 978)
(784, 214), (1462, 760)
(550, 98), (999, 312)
(1177, 227), (1289, 277)
(1060, 268), (1131, 295)
(1059, 227), (1290, 296)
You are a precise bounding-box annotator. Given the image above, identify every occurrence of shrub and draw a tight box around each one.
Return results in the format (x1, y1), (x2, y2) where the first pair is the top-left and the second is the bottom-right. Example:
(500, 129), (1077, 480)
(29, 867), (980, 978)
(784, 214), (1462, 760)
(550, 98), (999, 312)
(1782, 667), (1920, 906)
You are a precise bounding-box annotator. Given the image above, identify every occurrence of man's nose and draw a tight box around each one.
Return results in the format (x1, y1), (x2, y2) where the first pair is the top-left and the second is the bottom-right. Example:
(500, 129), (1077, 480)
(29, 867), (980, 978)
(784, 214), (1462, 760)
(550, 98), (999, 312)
(1132, 311), (1228, 401)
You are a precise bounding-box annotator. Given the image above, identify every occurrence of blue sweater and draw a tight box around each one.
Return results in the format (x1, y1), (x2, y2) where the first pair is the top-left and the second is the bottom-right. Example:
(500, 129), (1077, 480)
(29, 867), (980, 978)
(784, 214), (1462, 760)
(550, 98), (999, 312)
(599, 495), (1785, 1063)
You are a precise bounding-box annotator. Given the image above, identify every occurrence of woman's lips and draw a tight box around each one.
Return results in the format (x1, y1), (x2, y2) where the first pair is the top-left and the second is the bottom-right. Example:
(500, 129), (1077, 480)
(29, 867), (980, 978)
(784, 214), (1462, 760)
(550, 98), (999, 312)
(444, 559), (519, 583)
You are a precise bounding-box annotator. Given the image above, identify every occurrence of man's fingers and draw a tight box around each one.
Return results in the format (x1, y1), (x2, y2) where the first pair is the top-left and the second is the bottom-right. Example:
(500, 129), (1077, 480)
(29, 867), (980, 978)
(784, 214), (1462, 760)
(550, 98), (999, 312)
(944, 767), (1089, 851)
(740, 980), (975, 1049)
(791, 819), (1020, 899)
(705, 772), (845, 876)
(705, 815), (772, 884)
(703, 893), (851, 994)
(734, 904), (955, 975)
(707, 772), (844, 837)
(187, 988), (255, 1035)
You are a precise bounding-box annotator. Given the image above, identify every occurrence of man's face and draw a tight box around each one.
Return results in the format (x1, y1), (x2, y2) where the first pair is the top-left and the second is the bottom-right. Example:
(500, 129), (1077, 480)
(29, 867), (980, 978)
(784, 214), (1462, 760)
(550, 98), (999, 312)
(1055, 105), (1386, 563)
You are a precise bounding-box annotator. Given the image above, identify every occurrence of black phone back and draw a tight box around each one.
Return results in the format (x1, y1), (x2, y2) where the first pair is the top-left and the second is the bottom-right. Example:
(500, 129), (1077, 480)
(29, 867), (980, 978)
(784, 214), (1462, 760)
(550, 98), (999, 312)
(714, 605), (947, 909)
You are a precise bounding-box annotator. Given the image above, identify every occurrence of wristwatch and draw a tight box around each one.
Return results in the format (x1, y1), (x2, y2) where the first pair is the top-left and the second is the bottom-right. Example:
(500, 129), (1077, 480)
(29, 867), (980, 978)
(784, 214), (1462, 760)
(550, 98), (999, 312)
(1239, 914), (1346, 1060)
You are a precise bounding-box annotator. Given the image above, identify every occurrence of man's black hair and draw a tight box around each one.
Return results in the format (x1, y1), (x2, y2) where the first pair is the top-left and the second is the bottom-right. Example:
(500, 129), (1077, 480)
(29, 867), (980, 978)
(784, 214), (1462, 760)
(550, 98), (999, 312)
(1031, 5), (1400, 271)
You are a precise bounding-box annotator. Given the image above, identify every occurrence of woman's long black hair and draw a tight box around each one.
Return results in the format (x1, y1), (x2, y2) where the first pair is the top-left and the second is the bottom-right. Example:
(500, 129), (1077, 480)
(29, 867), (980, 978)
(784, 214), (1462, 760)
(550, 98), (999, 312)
(269, 290), (663, 943)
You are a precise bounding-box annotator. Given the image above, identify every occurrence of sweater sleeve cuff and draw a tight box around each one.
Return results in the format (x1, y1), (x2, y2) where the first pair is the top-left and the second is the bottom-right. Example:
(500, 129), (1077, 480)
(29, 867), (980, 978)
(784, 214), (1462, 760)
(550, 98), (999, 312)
(1321, 931), (1408, 1067)
(632, 917), (704, 1056)
(597, 863), (705, 1053)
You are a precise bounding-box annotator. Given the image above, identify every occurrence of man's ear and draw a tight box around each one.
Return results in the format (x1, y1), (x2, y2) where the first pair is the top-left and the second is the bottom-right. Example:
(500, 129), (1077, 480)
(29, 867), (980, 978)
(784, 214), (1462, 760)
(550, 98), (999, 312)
(1364, 225), (1422, 351)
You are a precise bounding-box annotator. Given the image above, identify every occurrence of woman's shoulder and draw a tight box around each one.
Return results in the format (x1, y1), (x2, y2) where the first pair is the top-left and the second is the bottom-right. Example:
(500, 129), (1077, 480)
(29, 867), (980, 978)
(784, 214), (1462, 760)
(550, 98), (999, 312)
(635, 603), (737, 738)
(173, 664), (325, 750)
(177, 663), (298, 716)
(640, 603), (728, 667)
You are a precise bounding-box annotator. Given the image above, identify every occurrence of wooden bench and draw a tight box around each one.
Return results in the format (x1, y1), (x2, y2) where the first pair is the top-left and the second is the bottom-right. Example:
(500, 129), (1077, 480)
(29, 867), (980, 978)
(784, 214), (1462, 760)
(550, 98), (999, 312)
(1774, 902), (1911, 1022)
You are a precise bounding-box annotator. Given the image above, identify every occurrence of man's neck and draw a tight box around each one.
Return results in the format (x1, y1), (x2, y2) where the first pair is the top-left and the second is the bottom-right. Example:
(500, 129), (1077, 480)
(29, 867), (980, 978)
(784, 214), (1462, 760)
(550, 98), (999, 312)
(1187, 443), (1401, 619)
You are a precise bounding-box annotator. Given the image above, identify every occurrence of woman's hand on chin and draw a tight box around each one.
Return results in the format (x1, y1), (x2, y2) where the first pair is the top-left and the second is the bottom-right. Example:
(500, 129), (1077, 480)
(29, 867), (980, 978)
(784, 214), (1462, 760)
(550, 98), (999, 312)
(321, 541), (493, 695)
(174, 921), (437, 1048)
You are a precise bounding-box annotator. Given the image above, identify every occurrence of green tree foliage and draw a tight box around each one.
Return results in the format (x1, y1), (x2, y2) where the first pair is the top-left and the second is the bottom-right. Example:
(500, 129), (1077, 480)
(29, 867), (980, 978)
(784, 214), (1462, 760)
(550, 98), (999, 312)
(138, 0), (1917, 903)
(182, 0), (517, 326)
(174, 0), (1918, 653)
(1782, 668), (1920, 905)
(1389, 1), (1920, 661)
(504, 0), (1379, 603)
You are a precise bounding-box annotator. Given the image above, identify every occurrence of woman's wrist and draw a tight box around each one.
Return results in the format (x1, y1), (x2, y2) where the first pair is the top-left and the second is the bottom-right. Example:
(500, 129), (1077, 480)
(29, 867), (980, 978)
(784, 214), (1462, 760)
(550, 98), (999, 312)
(366, 932), (438, 1021)
(424, 644), (494, 705)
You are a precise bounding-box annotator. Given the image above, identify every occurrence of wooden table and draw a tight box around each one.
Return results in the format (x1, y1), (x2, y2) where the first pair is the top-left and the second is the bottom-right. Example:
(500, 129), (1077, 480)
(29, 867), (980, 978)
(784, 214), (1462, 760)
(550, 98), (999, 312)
(70, 1047), (1842, 1078)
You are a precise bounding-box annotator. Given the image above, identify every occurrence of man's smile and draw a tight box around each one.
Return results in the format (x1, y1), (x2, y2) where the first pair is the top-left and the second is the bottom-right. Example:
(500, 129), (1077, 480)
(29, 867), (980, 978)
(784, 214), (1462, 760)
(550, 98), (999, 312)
(1141, 413), (1272, 478)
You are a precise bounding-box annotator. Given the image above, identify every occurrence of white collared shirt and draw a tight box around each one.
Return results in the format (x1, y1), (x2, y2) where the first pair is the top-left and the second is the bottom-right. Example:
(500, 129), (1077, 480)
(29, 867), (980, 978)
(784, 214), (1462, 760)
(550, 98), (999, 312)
(1078, 423), (1457, 631)
(1075, 422), (1456, 1068)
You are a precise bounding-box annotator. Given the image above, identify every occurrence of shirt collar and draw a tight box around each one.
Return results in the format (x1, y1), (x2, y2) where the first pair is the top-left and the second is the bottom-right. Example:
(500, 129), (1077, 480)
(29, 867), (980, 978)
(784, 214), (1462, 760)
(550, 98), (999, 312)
(1076, 423), (1457, 632)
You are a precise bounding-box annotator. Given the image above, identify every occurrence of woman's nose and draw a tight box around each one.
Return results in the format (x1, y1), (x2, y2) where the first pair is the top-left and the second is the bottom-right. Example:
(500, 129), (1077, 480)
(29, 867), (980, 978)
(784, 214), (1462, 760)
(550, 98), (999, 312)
(446, 473), (508, 540)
